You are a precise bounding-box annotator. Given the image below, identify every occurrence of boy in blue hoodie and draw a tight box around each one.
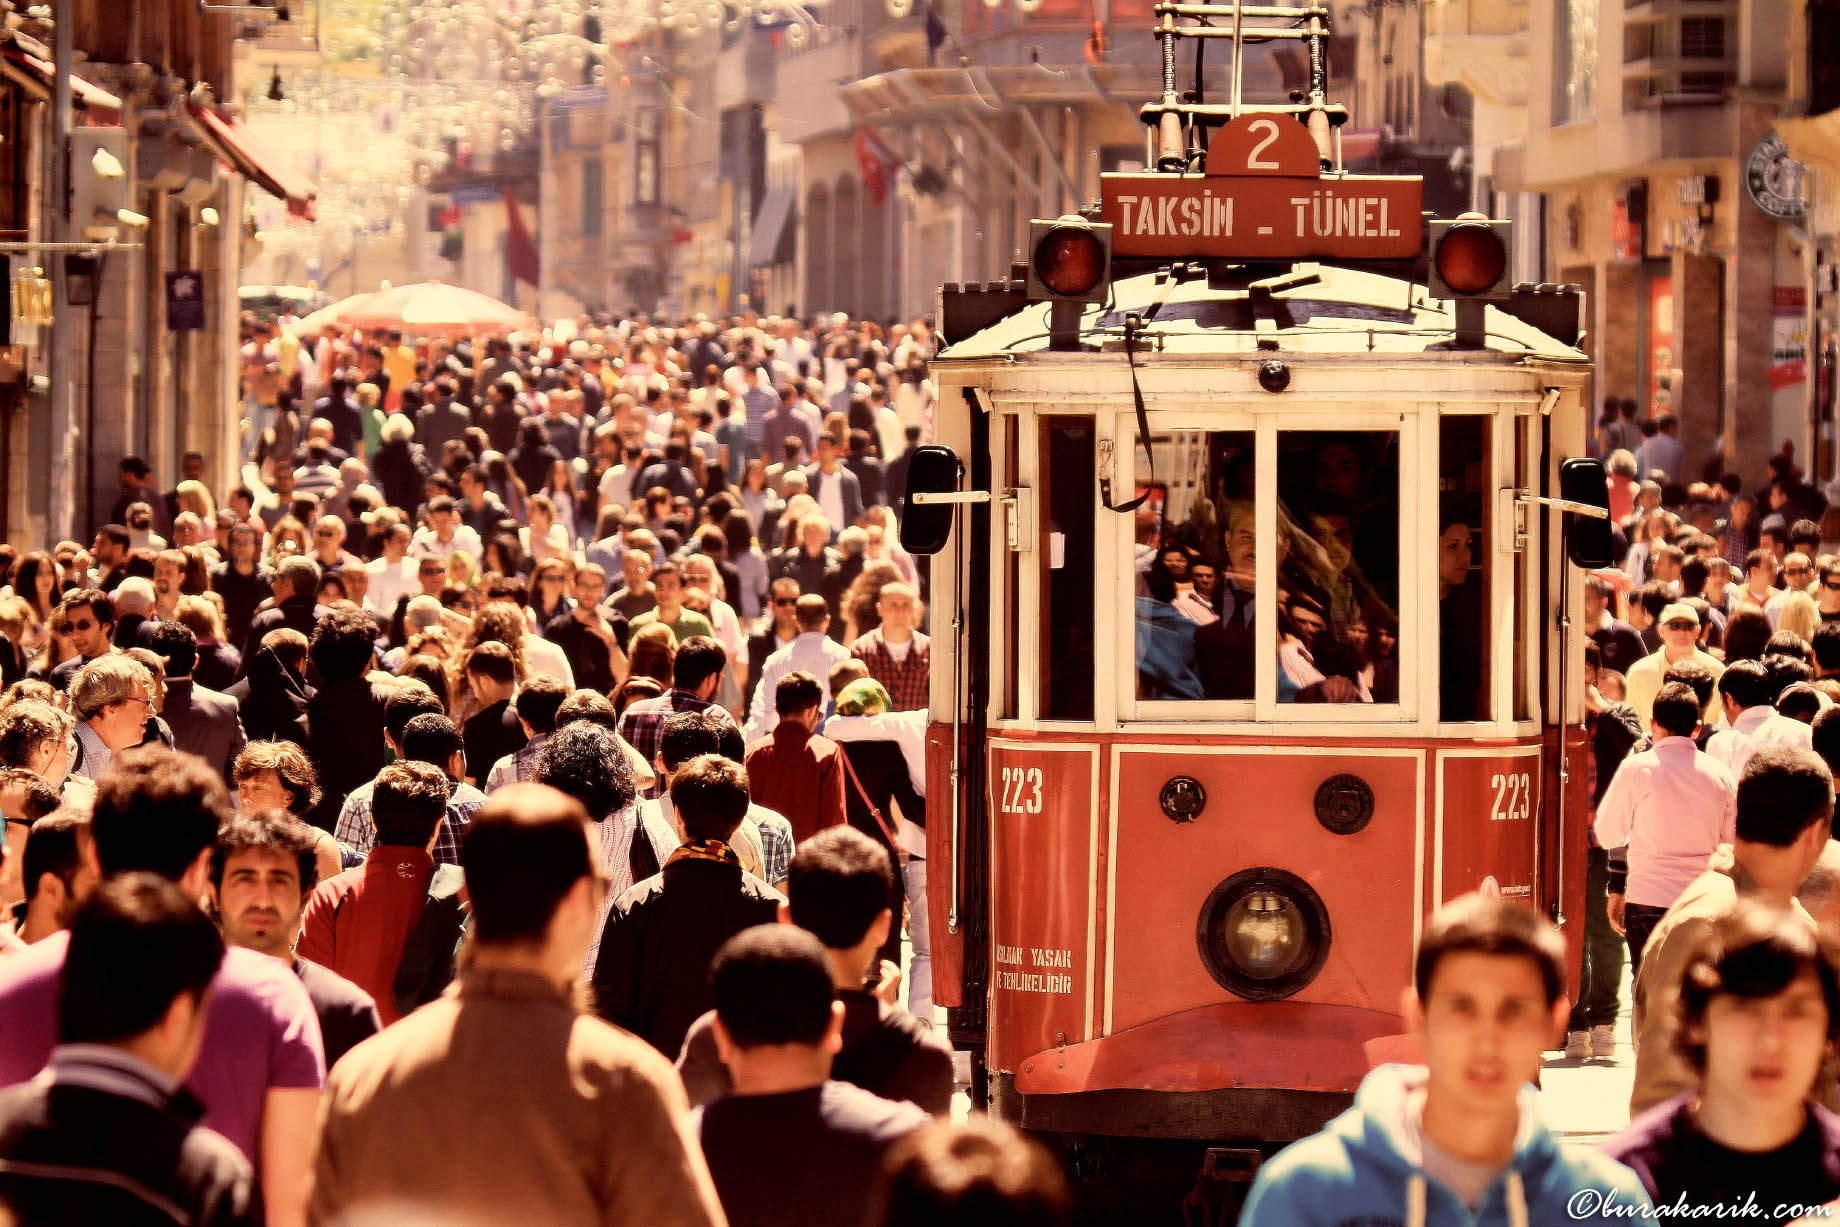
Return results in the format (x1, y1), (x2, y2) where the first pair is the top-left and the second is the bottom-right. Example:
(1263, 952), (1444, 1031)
(1240, 893), (1651, 1225)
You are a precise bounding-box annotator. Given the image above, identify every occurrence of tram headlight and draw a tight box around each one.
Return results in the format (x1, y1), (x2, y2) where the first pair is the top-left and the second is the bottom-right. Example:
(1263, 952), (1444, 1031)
(1027, 215), (1113, 304)
(1428, 213), (1512, 300)
(1197, 868), (1331, 1001)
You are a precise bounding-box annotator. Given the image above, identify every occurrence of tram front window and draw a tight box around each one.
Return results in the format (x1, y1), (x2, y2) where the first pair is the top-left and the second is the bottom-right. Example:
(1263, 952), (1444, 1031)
(1276, 432), (1400, 704)
(1132, 430), (1401, 705)
(1134, 431), (1254, 701)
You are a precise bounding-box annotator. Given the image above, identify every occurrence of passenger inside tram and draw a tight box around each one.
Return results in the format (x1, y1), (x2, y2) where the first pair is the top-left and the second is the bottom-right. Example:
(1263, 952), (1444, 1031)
(1133, 431), (1400, 706)
(1438, 498), (1484, 722)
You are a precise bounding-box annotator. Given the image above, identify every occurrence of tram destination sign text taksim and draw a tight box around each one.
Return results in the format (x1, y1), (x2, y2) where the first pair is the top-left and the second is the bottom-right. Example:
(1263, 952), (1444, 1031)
(1100, 113), (1424, 261)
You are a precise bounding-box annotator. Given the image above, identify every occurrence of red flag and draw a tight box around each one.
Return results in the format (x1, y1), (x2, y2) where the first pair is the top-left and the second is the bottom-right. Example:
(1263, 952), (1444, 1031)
(855, 126), (903, 205)
(503, 189), (540, 287)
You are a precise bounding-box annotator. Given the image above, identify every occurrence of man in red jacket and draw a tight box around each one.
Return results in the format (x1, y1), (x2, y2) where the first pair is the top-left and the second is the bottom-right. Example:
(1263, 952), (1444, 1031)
(745, 672), (846, 844)
(297, 756), (464, 1024)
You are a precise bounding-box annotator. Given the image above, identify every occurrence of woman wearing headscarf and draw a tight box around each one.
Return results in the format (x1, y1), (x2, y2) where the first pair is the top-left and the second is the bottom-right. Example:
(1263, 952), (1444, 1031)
(823, 678), (934, 1021)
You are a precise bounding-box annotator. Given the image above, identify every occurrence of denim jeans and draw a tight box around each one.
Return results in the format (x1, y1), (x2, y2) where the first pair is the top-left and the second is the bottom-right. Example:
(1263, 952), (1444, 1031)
(1624, 902), (1669, 987)
(903, 856), (932, 1023)
(1568, 846), (1624, 1030)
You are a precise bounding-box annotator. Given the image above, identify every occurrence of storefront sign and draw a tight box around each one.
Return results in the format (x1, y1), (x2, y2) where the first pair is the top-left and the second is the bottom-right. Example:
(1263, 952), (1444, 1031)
(1773, 286), (1808, 390)
(1676, 175), (1717, 208)
(165, 270), (204, 332)
(1744, 132), (1808, 221)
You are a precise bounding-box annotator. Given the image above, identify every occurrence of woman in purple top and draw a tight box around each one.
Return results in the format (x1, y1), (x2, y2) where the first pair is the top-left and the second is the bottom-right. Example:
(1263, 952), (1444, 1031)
(1603, 901), (1840, 1224)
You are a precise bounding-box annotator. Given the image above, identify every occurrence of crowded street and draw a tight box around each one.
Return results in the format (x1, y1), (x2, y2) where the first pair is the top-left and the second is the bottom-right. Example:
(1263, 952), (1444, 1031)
(2, 0), (1840, 1224)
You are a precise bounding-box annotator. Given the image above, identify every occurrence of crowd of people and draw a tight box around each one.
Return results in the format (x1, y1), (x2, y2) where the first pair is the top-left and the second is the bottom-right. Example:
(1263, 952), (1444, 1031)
(4, 304), (1840, 1223)
(0, 310), (1081, 1227)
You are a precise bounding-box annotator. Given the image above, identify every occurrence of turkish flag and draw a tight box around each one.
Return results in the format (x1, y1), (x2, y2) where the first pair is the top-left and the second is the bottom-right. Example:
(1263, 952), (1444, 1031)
(855, 127), (902, 206)
(503, 189), (540, 287)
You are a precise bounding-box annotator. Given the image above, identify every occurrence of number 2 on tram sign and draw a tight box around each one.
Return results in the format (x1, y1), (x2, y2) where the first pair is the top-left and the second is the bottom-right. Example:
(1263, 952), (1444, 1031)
(1100, 113), (1424, 262)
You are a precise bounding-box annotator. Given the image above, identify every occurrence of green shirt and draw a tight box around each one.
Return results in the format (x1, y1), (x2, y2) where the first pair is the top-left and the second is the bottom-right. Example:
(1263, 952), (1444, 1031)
(628, 606), (716, 642)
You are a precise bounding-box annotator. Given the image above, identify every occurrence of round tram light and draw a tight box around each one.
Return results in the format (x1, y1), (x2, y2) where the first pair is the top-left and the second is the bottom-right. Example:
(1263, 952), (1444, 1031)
(1223, 891), (1303, 977)
(1433, 216), (1508, 297)
(1033, 221), (1107, 299)
(1196, 868), (1331, 1001)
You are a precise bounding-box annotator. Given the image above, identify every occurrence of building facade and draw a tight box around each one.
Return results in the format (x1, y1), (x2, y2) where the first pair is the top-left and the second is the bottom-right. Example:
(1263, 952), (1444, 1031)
(0, 0), (314, 547)
(1505, 0), (1799, 483)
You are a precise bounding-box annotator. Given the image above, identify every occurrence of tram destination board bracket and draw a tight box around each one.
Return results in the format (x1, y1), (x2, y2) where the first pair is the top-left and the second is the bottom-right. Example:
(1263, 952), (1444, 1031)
(1101, 114), (1423, 262)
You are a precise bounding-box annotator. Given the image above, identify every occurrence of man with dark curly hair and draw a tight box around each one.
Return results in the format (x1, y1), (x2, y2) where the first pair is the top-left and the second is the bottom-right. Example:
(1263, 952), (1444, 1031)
(303, 605), (390, 827)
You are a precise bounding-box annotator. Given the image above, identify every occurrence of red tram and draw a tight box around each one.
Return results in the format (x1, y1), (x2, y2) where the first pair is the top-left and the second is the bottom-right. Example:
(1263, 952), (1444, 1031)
(897, 1), (1616, 1210)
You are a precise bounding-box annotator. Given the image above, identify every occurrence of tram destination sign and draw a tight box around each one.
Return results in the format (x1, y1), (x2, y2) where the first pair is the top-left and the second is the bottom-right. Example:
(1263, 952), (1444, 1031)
(1100, 113), (1424, 261)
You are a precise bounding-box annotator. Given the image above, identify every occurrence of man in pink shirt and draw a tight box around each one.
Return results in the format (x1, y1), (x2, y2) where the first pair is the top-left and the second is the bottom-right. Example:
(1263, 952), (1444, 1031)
(1593, 681), (1737, 981)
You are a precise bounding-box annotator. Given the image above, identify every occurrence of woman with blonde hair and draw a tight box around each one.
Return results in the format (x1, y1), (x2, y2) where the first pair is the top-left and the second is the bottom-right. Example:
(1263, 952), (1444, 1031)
(172, 479), (216, 523)
(173, 594), (241, 691)
(1778, 589), (1820, 646)
(446, 549), (480, 590)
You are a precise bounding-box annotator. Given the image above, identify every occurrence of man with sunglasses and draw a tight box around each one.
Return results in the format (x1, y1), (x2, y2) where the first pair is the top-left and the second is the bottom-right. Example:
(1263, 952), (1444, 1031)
(31, 590), (116, 693)
(1624, 602), (1725, 726)
(67, 656), (157, 784)
(746, 579), (803, 715)
(1817, 564), (1840, 625)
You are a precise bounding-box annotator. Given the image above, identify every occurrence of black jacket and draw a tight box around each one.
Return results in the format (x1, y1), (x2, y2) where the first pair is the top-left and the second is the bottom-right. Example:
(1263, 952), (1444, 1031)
(236, 595), (318, 681)
(305, 677), (393, 830)
(209, 563), (273, 650)
(161, 678), (247, 783)
(224, 644), (313, 748)
(592, 857), (782, 1058)
(0, 1063), (258, 1226)
(372, 438), (432, 516)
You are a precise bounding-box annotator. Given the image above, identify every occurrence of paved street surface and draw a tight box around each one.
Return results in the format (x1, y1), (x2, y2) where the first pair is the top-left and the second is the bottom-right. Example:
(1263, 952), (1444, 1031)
(1543, 966), (1638, 1151)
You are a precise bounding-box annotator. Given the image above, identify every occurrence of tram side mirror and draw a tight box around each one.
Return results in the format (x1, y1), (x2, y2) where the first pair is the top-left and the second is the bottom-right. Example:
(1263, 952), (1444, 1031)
(1558, 457), (1616, 569)
(901, 445), (966, 557)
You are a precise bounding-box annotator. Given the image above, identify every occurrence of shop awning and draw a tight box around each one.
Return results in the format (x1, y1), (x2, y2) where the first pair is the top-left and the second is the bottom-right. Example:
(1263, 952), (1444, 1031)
(748, 182), (797, 267)
(186, 102), (317, 221)
(0, 45), (121, 121)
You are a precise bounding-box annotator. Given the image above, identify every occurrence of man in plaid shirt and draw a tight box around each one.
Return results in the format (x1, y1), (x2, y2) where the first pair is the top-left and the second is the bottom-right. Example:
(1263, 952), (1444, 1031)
(336, 711), (487, 866)
(849, 581), (929, 712)
(615, 636), (734, 799)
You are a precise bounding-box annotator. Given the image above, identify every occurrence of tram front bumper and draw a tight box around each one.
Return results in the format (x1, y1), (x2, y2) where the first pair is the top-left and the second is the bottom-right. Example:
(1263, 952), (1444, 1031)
(998, 1001), (1413, 1141)
(1014, 1000), (1410, 1097)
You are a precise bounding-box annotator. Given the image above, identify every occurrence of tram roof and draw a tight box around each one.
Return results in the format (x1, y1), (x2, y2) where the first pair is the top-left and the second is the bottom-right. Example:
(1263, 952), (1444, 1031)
(937, 263), (1589, 364)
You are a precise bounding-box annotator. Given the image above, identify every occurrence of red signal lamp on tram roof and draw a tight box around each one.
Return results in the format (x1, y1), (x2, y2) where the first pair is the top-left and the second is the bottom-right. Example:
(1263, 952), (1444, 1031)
(1027, 214), (1113, 304)
(1427, 212), (1512, 300)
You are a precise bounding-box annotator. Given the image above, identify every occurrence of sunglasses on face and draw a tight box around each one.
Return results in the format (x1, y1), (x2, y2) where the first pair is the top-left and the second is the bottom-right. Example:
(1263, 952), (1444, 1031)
(1663, 620), (1696, 631)
(773, 597), (796, 606)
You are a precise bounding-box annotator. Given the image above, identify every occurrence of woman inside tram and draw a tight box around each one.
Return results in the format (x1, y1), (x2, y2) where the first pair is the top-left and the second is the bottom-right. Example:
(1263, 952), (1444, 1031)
(1438, 499), (1484, 721)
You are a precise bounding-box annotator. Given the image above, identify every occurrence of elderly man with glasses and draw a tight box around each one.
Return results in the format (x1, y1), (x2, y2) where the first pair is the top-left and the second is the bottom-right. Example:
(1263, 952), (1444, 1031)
(67, 655), (156, 783)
